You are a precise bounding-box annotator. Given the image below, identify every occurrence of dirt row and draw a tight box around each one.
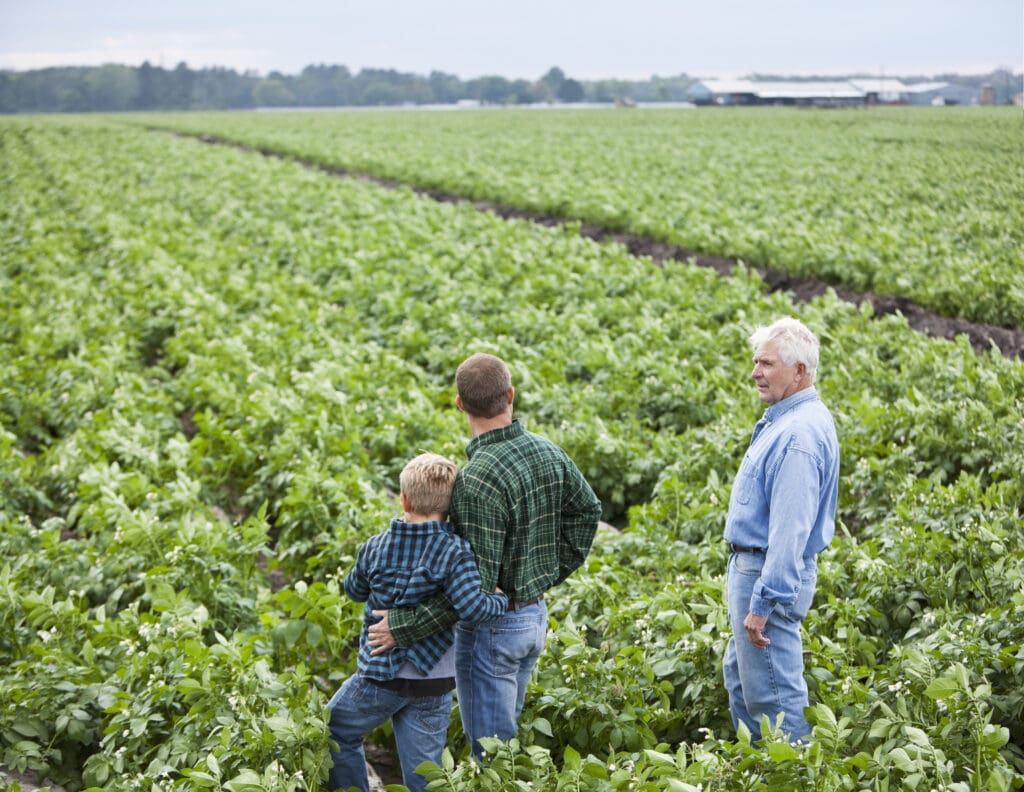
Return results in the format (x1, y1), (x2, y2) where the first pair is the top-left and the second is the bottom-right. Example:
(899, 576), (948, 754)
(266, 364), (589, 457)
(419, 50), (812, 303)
(177, 130), (1024, 361)
(436, 196), (1024, 362)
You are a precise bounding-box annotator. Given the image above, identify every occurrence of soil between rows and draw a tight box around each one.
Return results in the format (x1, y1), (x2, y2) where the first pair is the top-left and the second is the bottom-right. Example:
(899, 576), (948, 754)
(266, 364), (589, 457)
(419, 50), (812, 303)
(474, 207), (1024, 362)
(180, 131), (1024, 361)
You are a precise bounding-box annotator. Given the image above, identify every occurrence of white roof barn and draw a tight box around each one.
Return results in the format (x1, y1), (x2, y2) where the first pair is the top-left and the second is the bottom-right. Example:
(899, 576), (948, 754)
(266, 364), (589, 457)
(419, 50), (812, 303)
(902, 82), (977, 105)
(689, 78), (910, 106)
(754, 81), (864, 100)
(849, 78), (910, 103)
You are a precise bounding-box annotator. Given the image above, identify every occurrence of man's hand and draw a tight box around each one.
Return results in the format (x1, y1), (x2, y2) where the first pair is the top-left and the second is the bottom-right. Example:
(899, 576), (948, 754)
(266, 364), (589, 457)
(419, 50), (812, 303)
(367, 609), (396, 655)
(743, 612), (770, 649)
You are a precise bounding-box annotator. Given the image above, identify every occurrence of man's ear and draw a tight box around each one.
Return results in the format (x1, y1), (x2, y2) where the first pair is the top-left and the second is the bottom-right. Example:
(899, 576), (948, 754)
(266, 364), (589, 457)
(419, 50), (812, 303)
(507, 386), (515, 405)
(455, 395), (465, 412)
(400, 492), (410, 513)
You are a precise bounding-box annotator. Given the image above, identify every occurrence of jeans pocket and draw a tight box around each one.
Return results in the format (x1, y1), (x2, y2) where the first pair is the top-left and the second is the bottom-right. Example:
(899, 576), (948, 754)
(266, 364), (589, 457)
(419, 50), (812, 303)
(732, 551), (764, 577)
(780, 574), (817, 622)
(490, 620), (544, 675)
(412, 694), (452, 734)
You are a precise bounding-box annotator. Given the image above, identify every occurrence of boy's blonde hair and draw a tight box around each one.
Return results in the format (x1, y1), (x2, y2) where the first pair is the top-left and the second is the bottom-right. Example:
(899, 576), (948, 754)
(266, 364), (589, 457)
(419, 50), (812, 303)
(400, 453), (458, 517)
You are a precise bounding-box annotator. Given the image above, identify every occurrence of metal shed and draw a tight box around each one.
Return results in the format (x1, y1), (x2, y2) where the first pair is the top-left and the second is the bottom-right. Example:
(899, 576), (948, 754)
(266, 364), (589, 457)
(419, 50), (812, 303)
(689, 79), (866, 106)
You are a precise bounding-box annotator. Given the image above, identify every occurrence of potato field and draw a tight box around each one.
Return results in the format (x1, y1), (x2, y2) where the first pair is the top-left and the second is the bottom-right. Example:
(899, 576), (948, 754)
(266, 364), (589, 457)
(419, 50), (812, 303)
(2, 107), (1023, 791)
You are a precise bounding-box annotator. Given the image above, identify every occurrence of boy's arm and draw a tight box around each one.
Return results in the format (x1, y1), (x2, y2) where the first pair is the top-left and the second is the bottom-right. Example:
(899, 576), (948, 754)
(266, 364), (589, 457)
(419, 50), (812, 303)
(343, 544), (372, 602)
(444, 549), (508, 624)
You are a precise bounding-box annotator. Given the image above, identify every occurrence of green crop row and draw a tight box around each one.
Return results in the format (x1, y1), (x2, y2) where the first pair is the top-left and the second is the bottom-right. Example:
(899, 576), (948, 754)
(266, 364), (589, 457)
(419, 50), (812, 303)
(1, 116), (1023, 790)
(124, 106), (1024, 329)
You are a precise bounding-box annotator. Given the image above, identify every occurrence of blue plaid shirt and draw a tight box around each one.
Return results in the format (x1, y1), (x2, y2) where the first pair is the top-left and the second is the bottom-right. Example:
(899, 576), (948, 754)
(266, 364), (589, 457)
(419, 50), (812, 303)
(345, 518), (509, 680)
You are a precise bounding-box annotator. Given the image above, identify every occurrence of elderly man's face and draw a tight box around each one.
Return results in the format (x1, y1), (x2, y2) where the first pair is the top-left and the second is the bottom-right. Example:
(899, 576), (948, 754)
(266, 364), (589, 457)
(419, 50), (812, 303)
(751, 343), (805, 405)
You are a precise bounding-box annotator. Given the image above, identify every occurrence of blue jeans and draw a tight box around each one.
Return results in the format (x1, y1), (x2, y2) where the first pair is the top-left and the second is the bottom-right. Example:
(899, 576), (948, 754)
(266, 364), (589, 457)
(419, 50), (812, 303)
(723, 551), (817, 742)
(455, 599), (548, 757)
(326, 674), (452, 792)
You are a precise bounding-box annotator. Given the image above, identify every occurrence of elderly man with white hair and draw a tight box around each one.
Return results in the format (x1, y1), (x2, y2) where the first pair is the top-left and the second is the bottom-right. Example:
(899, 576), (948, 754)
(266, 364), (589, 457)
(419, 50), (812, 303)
(723, 317), (840, 743)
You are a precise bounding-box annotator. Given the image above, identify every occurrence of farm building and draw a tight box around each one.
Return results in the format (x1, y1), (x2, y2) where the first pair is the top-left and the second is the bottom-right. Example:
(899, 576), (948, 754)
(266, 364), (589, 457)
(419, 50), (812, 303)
(903, 82), (980, 105)
(687, 78), (966, 107)
(848, 78), (911, 103)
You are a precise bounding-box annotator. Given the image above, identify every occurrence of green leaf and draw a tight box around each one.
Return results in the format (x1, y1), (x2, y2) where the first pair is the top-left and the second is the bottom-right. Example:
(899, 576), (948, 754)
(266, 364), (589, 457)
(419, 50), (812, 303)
(887, 748), (916, 773)
(177, 677), (204, 693)
(982, 724), (1010, 749)
(924, 677), (960, 700)
(767, 741), (799, 762)
(665, 781), (702, 792)
(224, 769), (262, 791)
(869, 717), (894, 739)
(12, 719), (43, 738)
(477, 736), (503, 755)
(642, 748), (676, 766)
(181, 770), (217, 788)
(582, 762), (610, 780)
(904, 726), (930, 748)
(277, 619), (305, 647)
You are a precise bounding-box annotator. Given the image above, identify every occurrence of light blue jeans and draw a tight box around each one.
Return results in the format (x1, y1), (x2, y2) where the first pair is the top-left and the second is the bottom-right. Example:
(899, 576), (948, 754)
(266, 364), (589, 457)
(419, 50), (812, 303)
(723, 551), (817, 742)
(326, 674), (452, 792)
(455, 599), (548, 757)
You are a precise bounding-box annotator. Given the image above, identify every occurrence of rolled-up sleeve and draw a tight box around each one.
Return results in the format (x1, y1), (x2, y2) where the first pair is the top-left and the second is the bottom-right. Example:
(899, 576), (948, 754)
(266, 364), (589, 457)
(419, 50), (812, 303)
(750, 445), (820, 615)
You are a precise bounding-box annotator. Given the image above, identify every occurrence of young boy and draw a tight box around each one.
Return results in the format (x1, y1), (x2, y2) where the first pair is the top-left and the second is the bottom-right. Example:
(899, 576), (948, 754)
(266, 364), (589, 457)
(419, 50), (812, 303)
(327, 453), (508, 792)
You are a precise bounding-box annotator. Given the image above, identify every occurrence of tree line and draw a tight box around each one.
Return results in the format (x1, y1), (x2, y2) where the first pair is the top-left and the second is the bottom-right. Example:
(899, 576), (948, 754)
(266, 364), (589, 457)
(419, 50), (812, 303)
(0, 62), (698, 114)
(2, 61), (1018, 114)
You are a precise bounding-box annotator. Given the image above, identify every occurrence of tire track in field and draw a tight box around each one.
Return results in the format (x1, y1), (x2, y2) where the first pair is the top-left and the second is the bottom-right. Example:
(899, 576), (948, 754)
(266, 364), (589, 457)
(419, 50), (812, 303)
(169, 129), (1024, 361)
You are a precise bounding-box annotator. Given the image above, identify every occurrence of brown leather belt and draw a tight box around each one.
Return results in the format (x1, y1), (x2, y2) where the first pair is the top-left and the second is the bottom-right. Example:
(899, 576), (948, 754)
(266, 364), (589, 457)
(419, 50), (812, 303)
(507, 595), (544, 611)
(729, 543), (766, 554)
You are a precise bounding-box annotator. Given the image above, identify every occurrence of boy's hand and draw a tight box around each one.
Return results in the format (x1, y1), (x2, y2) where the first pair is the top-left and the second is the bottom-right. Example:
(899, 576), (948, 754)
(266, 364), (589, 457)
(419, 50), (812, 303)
(367, 610), (396, 654)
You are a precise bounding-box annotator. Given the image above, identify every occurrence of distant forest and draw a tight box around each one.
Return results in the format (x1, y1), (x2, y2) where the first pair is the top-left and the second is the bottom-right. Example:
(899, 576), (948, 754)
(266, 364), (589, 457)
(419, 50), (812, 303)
(1, 61), (1020, 113)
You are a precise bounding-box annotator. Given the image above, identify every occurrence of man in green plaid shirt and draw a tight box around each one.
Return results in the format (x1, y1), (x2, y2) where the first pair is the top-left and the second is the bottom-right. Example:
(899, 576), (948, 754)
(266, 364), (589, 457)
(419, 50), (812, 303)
(368, 353), (602, 756)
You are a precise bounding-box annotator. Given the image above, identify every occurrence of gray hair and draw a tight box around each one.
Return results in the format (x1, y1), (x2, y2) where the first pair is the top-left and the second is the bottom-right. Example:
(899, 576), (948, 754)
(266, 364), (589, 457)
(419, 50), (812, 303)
(749, 317), (820, 383)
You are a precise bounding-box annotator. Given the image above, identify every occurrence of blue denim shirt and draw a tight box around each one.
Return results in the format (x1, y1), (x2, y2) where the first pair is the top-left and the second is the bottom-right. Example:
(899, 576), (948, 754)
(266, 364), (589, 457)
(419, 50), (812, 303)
(724, 387), (840, 616)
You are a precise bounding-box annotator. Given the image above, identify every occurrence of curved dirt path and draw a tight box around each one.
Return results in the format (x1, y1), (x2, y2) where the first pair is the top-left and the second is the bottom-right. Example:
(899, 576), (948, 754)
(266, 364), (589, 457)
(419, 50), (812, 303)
(448, 202), (1024, 361)
(179, 131), (1024, 360)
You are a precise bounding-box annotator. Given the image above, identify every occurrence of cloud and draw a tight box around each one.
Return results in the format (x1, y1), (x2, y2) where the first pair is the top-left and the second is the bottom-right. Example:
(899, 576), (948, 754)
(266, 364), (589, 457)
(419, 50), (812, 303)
(0, 30), (273, 73)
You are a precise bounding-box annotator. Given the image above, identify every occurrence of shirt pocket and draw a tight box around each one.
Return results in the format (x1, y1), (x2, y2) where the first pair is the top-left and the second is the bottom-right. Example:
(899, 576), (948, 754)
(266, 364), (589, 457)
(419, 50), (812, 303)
(733, 455), (760, 505)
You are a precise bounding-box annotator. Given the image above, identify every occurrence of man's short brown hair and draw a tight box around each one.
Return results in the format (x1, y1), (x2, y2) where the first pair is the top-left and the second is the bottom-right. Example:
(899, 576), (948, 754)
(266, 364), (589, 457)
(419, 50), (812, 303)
(456, 353), (511, 418)
(400, 453), (458, 517)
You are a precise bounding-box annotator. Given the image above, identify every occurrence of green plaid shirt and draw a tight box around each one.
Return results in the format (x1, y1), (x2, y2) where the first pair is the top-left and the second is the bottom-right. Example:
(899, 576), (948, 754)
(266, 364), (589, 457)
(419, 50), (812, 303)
(389, 420), (602, 647)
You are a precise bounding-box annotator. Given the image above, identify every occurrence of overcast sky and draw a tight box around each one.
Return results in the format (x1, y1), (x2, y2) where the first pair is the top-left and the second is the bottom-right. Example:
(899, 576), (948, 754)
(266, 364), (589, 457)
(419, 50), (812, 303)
(1, 0), (1021, 80)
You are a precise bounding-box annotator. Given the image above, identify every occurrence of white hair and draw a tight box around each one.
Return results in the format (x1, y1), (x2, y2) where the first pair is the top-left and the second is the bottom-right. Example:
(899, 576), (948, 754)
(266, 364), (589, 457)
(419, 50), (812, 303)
(749, 317), (820, 383)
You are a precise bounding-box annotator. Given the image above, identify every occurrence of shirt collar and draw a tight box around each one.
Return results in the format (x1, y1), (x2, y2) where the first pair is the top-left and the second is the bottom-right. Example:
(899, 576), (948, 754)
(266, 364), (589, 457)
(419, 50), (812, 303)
(762, 386), (819, 424)
(389, 518), (453, 534)
(465, 418), (525, 458)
